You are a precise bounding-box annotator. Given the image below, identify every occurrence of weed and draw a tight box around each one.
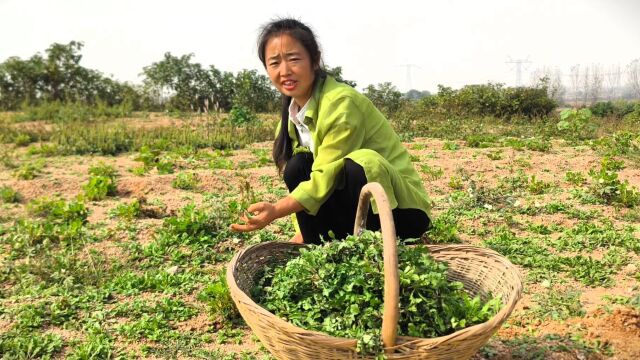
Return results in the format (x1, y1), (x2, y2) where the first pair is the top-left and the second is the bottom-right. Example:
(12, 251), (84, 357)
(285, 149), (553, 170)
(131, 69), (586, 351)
(108, 269), (201, 295)
(602, 293), (640, 310)
(448, 175), (464, 190)
(565, 256), (616, 287)
(527, 175), (553, 195)
(229, 105), (257, 126)
(592, 131), (640, 157)
(135, 146), (175, 174)
(12, 161), (44, 180)
(464, 134), (497, 148)
(523, 137), (551, 152)
(530, 288), (584, 320)
(586, 157), (639, 207)
(209, 157), (234, 170)
(0, 185), (21, 203)
(117, 313), (178, 341)
(557, 108), (597, 140)
(424, 211), (461, 243)
(251, 148), (271, 167)
(0, 331), (64, 359)
(198, 272), (242, 326)
(565, 171), (586, 185)
(109, 199), (142, 220)
(500, 333), (613, 359)
(442, 141), (459, 151)
(26, 143), (59, 157)
(513, 156), (532, 168)
(27, 197), (88, 223)
(552, 220), (639, 253)
(83, 176), (117, 201)
(67, 332), (116, 360)
(172, 172), (200, 190)
(483, 229), (563, 274)
(112, 297), (197, 322)
(419, 164), (444, 180)
(14, 133), (33, 146)
(88, 161), (118, 178)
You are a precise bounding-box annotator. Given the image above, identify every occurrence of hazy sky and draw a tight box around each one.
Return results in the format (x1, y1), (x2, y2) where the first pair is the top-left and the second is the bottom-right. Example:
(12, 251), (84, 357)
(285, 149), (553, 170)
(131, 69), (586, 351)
(1, 0), (638, 92)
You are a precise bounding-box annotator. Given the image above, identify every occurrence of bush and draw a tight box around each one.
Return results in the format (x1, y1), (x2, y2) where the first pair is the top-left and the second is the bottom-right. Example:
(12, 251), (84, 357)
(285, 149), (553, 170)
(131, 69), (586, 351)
(13, 101), (132, 122)
(590, 101), (615, 117)
(557, 108), (597, 140)
(590, 100), (637, 119)
(228, 105), (257, 126)
(420, 82), (556, 119)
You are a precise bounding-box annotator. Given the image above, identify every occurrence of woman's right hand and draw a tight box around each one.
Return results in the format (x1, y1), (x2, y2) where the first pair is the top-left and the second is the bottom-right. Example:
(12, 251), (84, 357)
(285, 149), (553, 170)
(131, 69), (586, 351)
(230, 202), (277, 232)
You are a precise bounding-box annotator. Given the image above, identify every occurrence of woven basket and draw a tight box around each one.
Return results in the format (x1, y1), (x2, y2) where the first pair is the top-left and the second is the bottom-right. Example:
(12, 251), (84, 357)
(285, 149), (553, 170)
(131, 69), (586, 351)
(227, 183), (522, 359)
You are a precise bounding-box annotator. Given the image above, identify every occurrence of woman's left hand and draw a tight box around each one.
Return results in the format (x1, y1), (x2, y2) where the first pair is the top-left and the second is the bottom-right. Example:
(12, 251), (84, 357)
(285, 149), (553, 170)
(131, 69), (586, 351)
(230, 202), (277, 232)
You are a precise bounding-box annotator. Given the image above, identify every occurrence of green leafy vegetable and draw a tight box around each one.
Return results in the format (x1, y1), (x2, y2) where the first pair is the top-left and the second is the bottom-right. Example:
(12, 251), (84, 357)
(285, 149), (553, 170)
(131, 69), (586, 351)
(255, 230), (502, 355)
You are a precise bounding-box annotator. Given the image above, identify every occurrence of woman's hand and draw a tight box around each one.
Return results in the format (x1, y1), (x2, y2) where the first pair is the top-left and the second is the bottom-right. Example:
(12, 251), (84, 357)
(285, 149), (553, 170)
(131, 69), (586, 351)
(229, 196), (305, 233)
(230, 202), (277, 232)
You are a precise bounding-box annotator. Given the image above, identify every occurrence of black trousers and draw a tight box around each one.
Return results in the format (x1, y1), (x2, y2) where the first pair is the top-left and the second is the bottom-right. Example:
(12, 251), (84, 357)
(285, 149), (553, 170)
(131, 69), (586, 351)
(283, 152), (431, 245)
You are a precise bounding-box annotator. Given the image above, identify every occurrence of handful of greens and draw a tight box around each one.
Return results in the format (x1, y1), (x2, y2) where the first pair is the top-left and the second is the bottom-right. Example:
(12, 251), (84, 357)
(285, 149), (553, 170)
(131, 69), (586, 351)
(254, 230), (501, 354)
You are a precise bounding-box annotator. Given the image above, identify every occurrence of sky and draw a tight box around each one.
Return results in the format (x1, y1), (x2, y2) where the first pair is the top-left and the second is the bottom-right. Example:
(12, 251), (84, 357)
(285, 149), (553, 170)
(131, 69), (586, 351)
(1, 0), (638, 92)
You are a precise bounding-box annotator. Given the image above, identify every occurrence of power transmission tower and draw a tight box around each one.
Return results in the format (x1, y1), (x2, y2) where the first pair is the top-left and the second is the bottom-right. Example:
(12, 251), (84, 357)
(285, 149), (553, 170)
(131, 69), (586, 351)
(506, 56), (532, 87)
(398, 63), (421, 90)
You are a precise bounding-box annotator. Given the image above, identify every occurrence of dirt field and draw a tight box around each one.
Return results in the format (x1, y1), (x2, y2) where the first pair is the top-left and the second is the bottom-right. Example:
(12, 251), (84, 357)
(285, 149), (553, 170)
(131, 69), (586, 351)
(1, 123), (639, 359)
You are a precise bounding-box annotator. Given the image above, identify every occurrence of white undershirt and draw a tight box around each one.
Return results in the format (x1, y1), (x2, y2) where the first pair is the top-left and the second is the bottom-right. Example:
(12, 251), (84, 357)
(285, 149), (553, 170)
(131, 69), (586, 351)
(288, 99), (315, 153)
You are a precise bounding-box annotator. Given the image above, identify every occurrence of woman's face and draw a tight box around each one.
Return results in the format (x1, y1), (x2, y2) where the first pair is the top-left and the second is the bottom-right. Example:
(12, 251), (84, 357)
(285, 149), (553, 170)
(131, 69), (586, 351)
(264, 33), (316, 106)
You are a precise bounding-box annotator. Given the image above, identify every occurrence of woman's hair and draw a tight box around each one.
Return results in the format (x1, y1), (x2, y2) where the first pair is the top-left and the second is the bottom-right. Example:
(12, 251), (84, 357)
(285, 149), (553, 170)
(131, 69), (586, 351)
(257, 18), (326, 174)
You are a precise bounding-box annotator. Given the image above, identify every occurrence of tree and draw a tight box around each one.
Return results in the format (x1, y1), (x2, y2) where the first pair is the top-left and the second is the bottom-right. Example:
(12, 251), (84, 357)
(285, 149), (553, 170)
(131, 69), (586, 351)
(589, 64), (604, 104)
(627, 59), (640, 99)
(0, 40), (137, 110)
(232, 69), (279, 113)
(141, 52), (211, 111)
(0, 55), (44, 109)
(325, 66), (357, 87)
(605, 64), (622, 100)
(404, 89), (431, 100)
(581, 66), (590, 106)
(363, 82), (403, 116)
(530, 66), (564, 103)
(42, 41), (85, 102)
(569, 65), (580, 106)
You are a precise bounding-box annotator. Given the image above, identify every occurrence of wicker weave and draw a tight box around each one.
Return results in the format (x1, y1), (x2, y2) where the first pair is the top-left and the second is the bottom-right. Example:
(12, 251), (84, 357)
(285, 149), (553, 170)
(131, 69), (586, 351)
(227, 183), (522, 360)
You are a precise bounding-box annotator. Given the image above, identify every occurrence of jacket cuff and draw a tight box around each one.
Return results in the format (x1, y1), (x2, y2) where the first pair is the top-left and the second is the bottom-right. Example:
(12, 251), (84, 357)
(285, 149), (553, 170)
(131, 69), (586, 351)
(290, 187), (321, 216)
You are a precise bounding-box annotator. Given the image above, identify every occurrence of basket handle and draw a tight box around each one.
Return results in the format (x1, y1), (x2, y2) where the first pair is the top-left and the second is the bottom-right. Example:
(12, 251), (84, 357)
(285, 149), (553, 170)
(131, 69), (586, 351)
(353, 182), (399, 353)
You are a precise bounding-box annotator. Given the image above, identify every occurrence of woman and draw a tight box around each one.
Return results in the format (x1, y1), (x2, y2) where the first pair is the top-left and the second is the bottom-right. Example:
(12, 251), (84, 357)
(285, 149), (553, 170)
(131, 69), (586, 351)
(230, 18), (432, 244)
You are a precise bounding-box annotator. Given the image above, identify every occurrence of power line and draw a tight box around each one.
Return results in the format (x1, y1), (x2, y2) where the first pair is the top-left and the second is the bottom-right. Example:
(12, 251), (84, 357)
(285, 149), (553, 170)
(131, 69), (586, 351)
(398, 63), (421, 90)
(506, 56), (532, 87)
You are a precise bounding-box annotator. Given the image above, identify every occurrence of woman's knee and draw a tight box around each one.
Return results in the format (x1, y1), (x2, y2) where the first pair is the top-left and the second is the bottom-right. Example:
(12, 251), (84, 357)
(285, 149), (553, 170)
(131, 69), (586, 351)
(283, 152), (313, 191)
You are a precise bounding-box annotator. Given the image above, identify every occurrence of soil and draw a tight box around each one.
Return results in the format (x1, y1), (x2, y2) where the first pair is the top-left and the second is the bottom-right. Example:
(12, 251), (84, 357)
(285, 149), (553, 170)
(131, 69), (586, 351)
(1, 129), (639, 359)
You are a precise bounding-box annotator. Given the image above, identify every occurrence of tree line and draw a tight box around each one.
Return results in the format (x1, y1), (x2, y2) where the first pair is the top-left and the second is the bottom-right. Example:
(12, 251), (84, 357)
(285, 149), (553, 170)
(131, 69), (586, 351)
(1, 41), (564, 119)
(0, 41), (283, 113)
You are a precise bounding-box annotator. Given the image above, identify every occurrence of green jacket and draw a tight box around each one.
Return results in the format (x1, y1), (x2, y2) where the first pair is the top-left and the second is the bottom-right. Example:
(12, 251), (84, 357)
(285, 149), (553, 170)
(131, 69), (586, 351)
(278, 75), (432, 219)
